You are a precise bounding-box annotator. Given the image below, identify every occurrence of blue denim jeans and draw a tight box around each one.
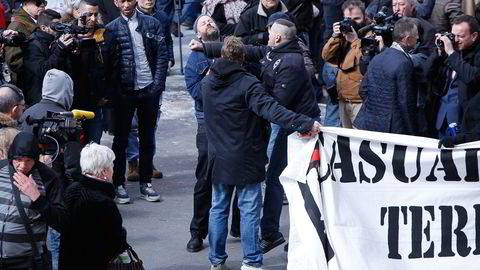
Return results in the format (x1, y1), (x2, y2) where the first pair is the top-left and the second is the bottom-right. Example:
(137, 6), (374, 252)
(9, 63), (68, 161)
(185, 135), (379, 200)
(47, 227), (60, 270)
(127, 95), (163, 161)
(266, 123), (280, 160)
(173, 0), (202, 24)
(322, 64), (341, 127)
(208, 183), (263, 267)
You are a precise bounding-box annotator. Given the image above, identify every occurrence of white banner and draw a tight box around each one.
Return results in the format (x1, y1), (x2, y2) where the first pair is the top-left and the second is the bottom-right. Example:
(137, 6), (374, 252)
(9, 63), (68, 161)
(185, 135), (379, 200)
(281, 127), (480, 270)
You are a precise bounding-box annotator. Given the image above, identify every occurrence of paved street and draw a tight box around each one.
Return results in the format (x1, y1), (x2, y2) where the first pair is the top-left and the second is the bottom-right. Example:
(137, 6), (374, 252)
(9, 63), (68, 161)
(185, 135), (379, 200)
(100, 27), (290, 270)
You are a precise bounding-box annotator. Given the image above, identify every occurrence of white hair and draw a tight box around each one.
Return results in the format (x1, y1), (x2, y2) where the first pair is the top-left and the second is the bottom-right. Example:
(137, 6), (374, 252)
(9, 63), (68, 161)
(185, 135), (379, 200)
(80, 143), (115, 176)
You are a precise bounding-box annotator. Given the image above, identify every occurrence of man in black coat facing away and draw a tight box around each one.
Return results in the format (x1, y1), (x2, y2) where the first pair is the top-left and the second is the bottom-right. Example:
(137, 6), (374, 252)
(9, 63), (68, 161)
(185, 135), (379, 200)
(21, 9), (71, 106)
(202, 36), (321, 270)
(354, 17), (419, 135)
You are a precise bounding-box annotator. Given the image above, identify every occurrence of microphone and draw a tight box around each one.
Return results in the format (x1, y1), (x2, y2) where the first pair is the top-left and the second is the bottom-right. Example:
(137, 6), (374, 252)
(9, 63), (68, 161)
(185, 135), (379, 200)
(56, 110), (95, 120)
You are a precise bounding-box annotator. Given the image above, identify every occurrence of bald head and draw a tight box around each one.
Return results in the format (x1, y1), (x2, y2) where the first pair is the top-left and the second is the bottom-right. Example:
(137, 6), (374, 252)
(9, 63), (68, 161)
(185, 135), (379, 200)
(0, 84), (25, 120)
(268, 19), (297, 47)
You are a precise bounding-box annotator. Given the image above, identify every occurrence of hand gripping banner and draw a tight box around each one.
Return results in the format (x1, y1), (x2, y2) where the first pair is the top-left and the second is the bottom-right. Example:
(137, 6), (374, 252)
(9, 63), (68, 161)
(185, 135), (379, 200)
(280, 127), (480, 270)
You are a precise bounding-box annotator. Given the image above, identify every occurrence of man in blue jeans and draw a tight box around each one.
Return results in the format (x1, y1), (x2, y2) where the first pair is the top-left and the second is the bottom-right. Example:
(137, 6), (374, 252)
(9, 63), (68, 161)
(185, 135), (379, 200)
(202, 36), (321, 270)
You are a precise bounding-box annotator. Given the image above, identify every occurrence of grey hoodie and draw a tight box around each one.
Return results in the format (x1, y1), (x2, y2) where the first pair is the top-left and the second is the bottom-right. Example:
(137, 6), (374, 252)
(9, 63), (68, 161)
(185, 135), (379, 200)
(41, 69), (74, 111)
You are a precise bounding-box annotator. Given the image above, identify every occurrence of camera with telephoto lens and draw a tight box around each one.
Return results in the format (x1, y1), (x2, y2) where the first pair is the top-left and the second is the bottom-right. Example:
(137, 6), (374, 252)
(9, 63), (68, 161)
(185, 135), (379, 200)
(25, 111), (84, 156)
(339, 18), (354, 33)
(435, 32), (455, 48)
(0, 31), (26, 46)
(50, 15), (96, 50)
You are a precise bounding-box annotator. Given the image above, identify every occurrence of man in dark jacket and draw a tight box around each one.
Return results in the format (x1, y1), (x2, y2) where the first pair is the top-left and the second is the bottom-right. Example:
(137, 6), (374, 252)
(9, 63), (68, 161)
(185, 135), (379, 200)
(197, 18), (320, 253)
(107, 0), (168, 203)
(185, 15), (241, 253)
(424, 15), (480, 139)
(0, 131), (67, 269)
(66, 0), (117, 145)
(5, 0), (45, 86)
(203, 36), (320, 270)
(234, 0), (288, 45)
(354, 17), (419, 135)
(22, 9), (71, 106)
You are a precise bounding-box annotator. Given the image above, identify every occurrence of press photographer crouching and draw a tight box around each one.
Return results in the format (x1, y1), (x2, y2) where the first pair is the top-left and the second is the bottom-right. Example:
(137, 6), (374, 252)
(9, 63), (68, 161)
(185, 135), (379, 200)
(322, 0), (382, 129)
(424, 15), (480, 146)
(0, 131), (67, 269)
(22, 9), (71, 106)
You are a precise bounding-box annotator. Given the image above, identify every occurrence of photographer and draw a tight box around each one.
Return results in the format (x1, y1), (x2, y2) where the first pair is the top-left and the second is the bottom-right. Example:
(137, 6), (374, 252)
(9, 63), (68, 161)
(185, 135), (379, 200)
(322, 0), (380, 128)
(22, 9), (72, 106)
(66, 0), (117, 144)
(424, 15), (480, 139)
(354, 17), (419, 135)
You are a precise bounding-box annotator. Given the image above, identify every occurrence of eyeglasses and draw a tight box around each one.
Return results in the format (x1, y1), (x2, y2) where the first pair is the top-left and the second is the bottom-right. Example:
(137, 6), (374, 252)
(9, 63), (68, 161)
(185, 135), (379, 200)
(35, 0), (47, 6)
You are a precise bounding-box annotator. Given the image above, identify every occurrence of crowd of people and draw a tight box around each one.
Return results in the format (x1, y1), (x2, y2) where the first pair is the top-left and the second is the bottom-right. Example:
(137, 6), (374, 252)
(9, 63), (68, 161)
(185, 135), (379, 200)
(0, 0), (479, 268)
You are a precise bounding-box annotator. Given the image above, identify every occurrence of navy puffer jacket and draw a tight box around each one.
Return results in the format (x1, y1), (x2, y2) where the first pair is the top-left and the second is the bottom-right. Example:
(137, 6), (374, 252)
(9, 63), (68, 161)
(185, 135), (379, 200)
(106, 12), (168, 94)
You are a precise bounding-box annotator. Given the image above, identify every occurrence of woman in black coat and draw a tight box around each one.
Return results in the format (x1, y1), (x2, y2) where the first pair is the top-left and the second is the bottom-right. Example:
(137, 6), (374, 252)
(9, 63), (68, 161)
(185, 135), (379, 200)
(59, 143), (129, 270)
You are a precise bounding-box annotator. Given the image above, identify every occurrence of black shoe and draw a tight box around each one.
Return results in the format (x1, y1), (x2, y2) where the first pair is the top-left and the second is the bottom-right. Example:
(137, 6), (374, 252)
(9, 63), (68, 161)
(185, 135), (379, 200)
(284, 243), (288, 252)
(230, 229), (240, 238)
(186, 234), (203, 253)
(261, 233), (286, 254)
(171, 23), (184, 37)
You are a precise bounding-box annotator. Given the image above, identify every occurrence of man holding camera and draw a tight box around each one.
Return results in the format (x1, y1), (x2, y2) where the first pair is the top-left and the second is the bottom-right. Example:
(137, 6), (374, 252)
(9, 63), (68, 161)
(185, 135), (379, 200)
(22, 9), (72, 106)
(354, 17), (419, 135)
(322, 0), (377, 128)
(67, 0), (117, 144)
(424, 15), (480, 139)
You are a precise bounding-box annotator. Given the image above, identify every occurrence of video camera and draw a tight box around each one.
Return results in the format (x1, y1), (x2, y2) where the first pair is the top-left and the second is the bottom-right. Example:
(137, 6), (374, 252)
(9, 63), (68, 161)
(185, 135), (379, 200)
(50, 16), (96, 50)
(25, 110), (95, 157)
(435, 32), (455, 48)
(0, 32), (26, 47)
(359, 7), (398, 37)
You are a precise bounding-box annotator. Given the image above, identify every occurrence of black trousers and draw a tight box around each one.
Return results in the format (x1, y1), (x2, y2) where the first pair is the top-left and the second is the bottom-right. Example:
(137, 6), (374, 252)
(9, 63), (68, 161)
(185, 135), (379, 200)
(189, 120), (240, 238)
(112, 87), (160, 187)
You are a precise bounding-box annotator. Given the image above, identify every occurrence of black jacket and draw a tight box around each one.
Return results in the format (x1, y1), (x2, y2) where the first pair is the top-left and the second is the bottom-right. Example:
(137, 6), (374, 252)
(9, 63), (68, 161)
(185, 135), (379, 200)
(106, 12), (168, 94)
(22, 30), (68, 106)
(69, 26), (117, 111)
(354, 47), (419, 135)
(59, 175), (128, 270)
(6, 132), (68, 233)
(234, 2), (287, 45)
(204, 39), (320, 120)
(202, 59), (314, 186)
(424, 41), (480, 130)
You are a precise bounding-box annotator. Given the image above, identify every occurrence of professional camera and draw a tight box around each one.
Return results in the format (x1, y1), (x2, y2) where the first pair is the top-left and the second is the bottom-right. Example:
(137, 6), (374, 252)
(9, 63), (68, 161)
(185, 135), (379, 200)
(358, 7), (398, 37)
(25, 110), (94, 156)
(339, 18), (354, 33)
(50, 16), (96, 50)
(0, 31), (26, 46)
(435, 32), (455, 48)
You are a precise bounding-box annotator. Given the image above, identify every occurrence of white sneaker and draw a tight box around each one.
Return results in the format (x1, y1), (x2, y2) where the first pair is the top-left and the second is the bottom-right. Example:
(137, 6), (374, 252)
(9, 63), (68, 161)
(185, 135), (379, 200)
(240, 264), (265, 270)
(210, 264), (230, 270)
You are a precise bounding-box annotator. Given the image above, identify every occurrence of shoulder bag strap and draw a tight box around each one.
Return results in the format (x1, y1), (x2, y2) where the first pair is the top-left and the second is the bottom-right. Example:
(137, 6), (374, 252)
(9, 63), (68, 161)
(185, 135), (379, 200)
(8, 165), (40, 258)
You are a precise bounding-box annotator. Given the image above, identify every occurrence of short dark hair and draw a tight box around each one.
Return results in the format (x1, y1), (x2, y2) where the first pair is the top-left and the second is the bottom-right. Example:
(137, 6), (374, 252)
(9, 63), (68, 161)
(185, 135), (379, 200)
(342, 0), (365, 13)
(0, 84), (24, 113)
(78, 0), (98, 9)
(221, 36), (245, 63)
(452, 15), (480, 34)
(38, 9), (61, 27)
(393, 17), (418, 42)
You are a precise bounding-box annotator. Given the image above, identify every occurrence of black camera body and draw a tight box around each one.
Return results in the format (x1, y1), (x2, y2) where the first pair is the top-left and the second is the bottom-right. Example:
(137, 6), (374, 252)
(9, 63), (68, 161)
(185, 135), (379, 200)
(339, 18), (353, 33)
(0, 32), (26, 46)
(50, 20), (96, 51)
(436, 32), (455, 48)
(25, 111), (82, 155)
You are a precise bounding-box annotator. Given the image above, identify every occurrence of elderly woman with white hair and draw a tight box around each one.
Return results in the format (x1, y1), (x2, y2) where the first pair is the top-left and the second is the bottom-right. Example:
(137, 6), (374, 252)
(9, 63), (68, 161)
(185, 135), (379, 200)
(59, 143), (129, 270)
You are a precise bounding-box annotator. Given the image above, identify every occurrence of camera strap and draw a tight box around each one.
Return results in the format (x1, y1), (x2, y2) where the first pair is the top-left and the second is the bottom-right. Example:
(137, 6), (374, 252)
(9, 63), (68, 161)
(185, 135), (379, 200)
(7, 165), (41, 261)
